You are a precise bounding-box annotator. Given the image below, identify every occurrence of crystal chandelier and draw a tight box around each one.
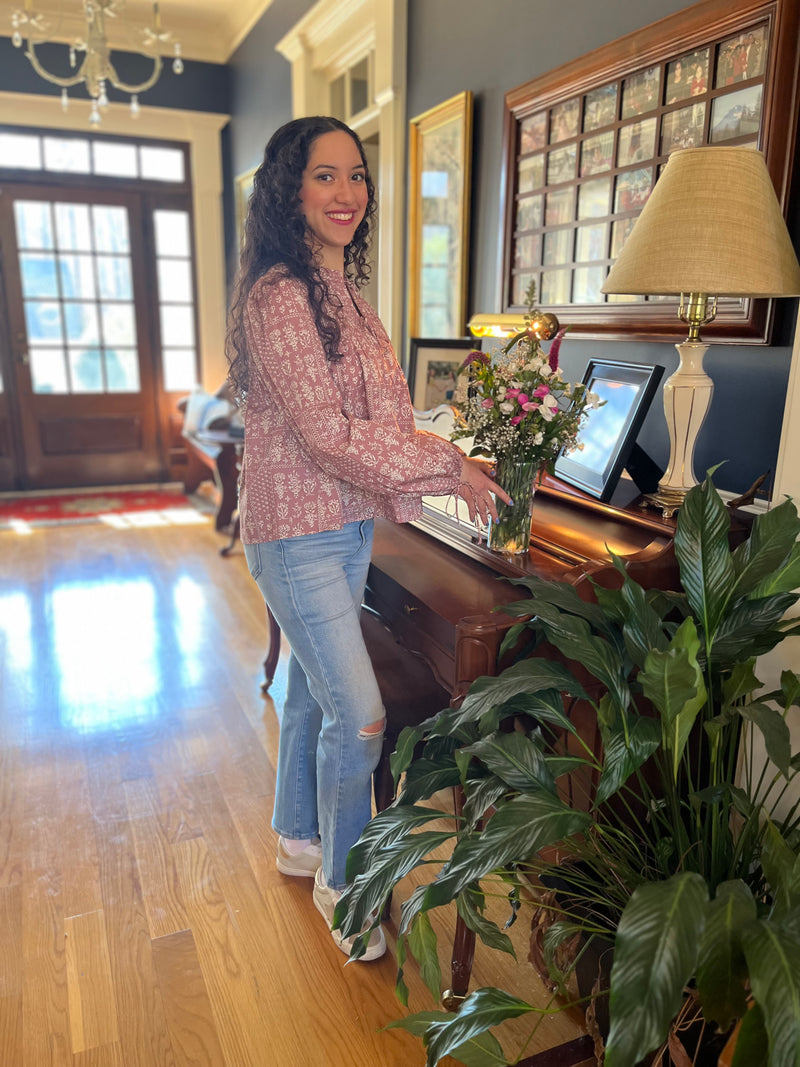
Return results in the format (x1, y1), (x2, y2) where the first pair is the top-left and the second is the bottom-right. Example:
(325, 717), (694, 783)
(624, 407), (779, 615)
(10, 1), (183, 125)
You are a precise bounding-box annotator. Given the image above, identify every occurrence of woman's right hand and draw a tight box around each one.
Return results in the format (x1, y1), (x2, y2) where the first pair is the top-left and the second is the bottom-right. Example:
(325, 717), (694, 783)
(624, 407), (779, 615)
(456, 457), (511, 526)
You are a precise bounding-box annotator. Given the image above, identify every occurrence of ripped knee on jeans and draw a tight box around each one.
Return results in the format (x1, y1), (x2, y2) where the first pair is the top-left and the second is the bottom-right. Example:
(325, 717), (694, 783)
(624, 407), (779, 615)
(358, 718), (385, 740)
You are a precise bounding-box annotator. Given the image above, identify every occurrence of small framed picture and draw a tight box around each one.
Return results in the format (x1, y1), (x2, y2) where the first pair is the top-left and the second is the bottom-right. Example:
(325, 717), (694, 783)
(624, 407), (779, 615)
(583, 84), (618, 131)
(715, 24), (768, 87)
(614, 167), (654, 213)
(549, 98), (580, 143)
(660, 103), (706, 154)
(547, 144), (577, 185)
(580, 132), (614, 176)
(621, 66), (661, 118)
(665, 49), (709, 104)
(407, 338), (473, 410)
(710, 85), (763, 142)
(617, 117), (657, 168)
(520, 111), (547, 153)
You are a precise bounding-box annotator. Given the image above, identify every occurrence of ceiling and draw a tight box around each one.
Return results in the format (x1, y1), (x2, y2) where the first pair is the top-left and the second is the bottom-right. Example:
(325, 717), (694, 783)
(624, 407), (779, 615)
(0, 0), (276, 64)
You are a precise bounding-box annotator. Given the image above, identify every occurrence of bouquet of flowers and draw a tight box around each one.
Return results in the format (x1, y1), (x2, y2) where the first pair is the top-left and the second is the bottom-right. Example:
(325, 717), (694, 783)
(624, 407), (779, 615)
(452, 283), (600, 552)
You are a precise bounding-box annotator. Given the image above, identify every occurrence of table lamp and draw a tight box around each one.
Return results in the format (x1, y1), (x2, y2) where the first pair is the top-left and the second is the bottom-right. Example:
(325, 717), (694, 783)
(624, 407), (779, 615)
(601, 146), (800, 516)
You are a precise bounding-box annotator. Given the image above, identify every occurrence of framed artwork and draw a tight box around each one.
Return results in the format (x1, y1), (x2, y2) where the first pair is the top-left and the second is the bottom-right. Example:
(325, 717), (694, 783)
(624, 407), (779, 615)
(407, 337), (472, 410)
(501, 0), (800, 343)
(234, 166), (257, 247)
(408, 92), (473, 338)
(554, 359), (665, 500)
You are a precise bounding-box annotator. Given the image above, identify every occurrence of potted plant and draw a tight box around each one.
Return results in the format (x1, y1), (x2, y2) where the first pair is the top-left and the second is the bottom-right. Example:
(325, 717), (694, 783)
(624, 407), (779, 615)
(335, 474), (800, 1067)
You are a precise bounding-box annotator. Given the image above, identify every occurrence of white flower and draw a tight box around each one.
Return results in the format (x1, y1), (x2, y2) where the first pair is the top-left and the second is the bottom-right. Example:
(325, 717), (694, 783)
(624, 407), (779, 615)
(587, 390), (601, 409)
(534, 431), (544, 445)
(499, 401), (515, 414)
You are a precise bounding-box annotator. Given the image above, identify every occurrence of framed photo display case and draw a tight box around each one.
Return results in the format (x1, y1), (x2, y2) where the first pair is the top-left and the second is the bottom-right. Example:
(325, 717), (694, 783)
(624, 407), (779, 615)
(501, 0), (800, 342)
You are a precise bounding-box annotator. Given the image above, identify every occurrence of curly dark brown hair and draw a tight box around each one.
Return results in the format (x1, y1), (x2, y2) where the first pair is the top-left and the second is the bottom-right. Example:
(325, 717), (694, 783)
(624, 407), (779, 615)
(226, 116), (376, 400)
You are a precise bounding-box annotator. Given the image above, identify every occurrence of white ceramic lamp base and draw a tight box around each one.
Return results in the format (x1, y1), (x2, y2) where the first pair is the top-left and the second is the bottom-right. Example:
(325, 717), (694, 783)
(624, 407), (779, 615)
(645, 341), (713, 518)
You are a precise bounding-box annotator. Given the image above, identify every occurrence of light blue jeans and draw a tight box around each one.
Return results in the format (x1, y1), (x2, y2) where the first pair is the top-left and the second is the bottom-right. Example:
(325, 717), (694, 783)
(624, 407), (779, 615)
(244, 520), (384, 890)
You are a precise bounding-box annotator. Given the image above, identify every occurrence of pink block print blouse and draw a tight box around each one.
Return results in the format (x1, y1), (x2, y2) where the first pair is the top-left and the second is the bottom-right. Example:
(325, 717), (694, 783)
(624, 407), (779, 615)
(239, 266), (464, 544)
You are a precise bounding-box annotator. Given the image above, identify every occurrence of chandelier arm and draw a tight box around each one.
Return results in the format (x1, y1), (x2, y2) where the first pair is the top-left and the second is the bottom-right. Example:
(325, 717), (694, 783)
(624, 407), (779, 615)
(24, 39), (88, 88)
(108, 53), (163, 96)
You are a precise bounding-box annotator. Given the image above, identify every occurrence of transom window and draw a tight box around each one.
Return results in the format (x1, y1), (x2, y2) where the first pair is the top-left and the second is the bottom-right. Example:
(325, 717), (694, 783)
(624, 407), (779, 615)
(0, 130), (186, 183)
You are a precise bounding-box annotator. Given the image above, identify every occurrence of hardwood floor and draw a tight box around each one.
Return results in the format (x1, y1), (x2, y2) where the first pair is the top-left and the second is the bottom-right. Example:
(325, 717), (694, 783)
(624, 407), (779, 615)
(0, 517), (588, 1066)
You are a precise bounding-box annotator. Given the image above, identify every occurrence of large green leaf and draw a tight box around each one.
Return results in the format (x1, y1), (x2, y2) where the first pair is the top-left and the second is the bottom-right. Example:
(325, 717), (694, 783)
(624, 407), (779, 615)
(335, 830), (455, 939)
(440, 659), (589, 733)
(507, 573), (619, 635)
(741, 915), (800, 1067)
(722, 658), (762, 705)
(423, 987), (534, 1067)
(457, 888), (516, 958)
(737, 702), (792, 779)
(424, 793), (592, 909)
(604, 871), (709, 1067)
(619, 570), (670, 669)
(730, 1003), (769, 1067)
(594, 711), (661, 807)
(460, 730), (556, 794)
(674, 477), (735, 639)
(712, 593), (799, 664)
(497, 689), (580, 736)
(761, 819), (800, 917)
(640, 618), (706, 780)
(345, 804), (451, 881)
(731, 496), (800, 596)
(399, 757), (463, 804)
(385, 1010), (510, 1067)
(407, 911), (442, 1001)
(462, 773), (511, 830)
(535, 610), (630, 715)
(750, 542), (800, 599)
(696, 879), (756, 1029)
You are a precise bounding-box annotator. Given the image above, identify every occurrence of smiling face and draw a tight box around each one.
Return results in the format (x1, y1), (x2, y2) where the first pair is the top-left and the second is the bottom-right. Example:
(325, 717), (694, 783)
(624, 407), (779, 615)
(299, 129), (369, 271)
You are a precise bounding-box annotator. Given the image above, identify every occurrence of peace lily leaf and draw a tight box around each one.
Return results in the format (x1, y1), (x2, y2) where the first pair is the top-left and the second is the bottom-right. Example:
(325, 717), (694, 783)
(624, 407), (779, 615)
(619, 571), (670, 668)
(399, 882), (433, 937)
(750, 542), (800, 599)
(423, 987), (534, 1067)
(592, 581), (627, 623)
(390, 722), (431, 783)
(640, 619), (706, 780)
(674, 476), (735, 639)
(395, 930), (409, 1005)
(722, 658), (761, 705)
(604, 871), (708, 1067)
(457, 890), (516, 958)
(462, 774), (510, 830)
(407, 911), (442, 1002)
(737, 702), (792, 779)
(424, 793), (592, 909)
(507, 573), (619, 636)
(536, 611), (630, 715)
(497, 689), (580, 736)
(336, 830), (455, 938)
(384, 1009), (450, 1036)
(741, 916), (800, 1067)
(696, 880), (757, 1029)
(730, 1003), (769, 1067)
(461, 730), (556, 794)
(345, 804), (451, 881)
(445, 1032), (509, 1067)
(595, 712), (661, 807)
(761, 819), (800, 917)
(712, 593), (800, 664)
(440, 659), (589, 734)
(398, 758), (463, 804)
(731, 496), (800, 596)
(781, 669), (800, 710)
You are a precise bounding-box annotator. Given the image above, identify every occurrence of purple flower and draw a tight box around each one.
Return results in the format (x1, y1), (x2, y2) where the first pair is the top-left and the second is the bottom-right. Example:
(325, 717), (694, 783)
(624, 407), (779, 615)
(547, 328), (568, 372)
(462, 350), (490, 368)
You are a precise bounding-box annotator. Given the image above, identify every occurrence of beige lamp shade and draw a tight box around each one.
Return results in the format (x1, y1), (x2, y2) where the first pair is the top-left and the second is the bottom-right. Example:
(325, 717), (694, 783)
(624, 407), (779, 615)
(602, 147), (800, 297)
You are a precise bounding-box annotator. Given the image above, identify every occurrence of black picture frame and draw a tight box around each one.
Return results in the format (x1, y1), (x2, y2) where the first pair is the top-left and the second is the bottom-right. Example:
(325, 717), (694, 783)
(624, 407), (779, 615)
(554, 358), (664, 501)
(406, 337), (473, 409)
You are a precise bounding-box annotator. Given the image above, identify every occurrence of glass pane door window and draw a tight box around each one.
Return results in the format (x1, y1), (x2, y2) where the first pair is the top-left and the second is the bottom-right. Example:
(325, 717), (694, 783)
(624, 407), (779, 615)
(14, 199), (140, 394)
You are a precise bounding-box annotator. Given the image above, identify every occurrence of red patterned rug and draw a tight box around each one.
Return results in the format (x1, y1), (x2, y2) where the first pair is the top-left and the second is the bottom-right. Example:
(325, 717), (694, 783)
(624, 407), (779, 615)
(0, 488), (204, 528)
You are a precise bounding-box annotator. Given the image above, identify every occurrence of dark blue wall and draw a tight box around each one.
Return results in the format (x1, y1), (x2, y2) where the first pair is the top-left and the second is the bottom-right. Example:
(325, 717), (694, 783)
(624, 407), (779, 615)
(0, 37), (230, 113)
(406, 0), (799, 498)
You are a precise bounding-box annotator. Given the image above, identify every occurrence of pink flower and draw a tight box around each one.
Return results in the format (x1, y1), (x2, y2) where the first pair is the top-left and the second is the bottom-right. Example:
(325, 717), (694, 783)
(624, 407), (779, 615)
(522, 401), (539, 412)
(533, 384), (550, 398)
(505, 388), (521, 399)
(517, 393), (529, 405)
(547, 328), (567, 372)
(510, 414), (524, 425)
(481, 398), (494, 408)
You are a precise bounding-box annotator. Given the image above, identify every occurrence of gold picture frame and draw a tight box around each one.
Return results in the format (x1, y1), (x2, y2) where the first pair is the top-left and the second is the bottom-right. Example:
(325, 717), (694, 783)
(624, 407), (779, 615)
(234, 166), (257, 247)
(408, 91), (473, 338)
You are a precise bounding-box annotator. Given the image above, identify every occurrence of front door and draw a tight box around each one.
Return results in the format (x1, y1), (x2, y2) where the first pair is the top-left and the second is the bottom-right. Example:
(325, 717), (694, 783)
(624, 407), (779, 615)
(0, 182), (164, 489)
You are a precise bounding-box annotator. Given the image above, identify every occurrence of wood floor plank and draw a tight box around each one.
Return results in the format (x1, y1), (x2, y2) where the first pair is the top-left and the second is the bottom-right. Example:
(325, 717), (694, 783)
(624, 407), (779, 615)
(63, 910), (120, 1054)
(0, 745), (23, 889)
(0, 994), (23, 1067)
(21, 864), (70, 1067)
(150, 929), (227, 1067)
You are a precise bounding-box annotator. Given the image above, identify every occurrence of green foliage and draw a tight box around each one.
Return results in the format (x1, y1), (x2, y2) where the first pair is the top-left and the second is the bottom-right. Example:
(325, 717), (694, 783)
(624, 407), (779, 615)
(337, 474), (800, 1066)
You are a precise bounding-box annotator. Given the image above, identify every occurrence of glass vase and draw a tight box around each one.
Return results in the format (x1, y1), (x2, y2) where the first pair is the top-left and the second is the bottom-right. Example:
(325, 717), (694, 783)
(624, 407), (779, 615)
(488, 456), (539, 554)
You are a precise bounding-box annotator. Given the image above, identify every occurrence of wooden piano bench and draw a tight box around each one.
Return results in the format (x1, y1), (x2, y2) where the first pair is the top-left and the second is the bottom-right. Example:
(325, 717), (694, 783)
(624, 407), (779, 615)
(360, 606), (451, 813)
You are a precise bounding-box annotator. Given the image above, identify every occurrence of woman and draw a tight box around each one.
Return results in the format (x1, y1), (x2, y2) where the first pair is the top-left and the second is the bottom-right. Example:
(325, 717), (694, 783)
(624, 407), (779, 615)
(226, 116), (507, 960)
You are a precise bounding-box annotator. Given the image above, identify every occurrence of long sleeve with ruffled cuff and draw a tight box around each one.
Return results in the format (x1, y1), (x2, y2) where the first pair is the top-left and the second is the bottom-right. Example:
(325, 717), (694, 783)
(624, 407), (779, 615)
(239, 266), (464, 544)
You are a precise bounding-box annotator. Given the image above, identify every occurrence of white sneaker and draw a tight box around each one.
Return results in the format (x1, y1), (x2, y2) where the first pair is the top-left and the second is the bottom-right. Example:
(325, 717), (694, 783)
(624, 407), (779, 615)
(276, 836), (322, 878)
(312, 867), (387, 961)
